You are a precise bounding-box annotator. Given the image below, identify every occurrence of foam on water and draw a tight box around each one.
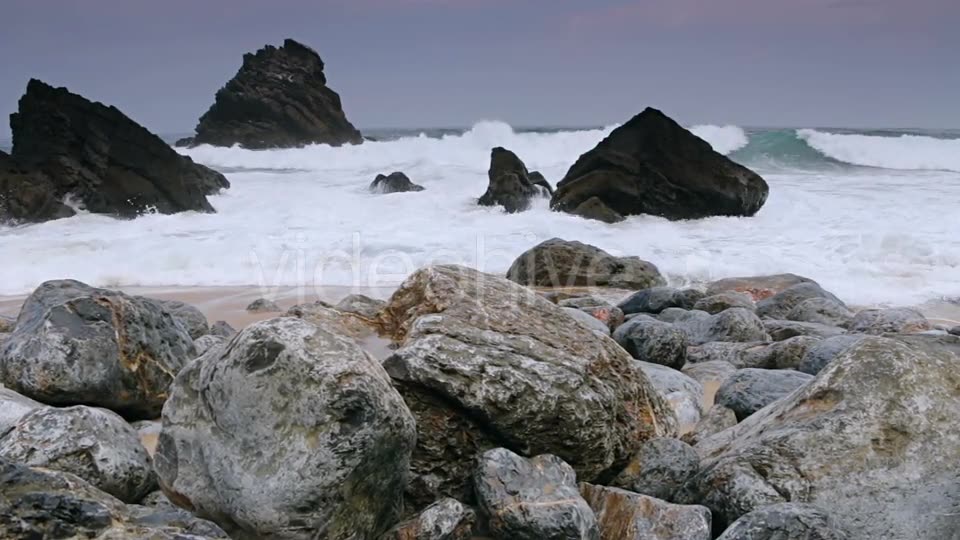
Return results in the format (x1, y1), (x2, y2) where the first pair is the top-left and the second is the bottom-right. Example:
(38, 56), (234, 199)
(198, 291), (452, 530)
(798, 129), (960, 172)
(1, 123), (959, 307)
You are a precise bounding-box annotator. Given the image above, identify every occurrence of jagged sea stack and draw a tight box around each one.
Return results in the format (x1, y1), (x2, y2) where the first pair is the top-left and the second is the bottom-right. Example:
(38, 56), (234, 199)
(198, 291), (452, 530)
(551, 107), (768, 220)
(2, 79), (228, 223)
(179, 39), (363, 149)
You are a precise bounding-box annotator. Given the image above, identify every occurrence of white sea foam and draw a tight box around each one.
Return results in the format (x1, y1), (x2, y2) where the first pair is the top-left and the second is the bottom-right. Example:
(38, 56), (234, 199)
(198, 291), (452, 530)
(690, 125), (749, 155)
(1, 123), (958, 307)
(798, 129), (960, 172)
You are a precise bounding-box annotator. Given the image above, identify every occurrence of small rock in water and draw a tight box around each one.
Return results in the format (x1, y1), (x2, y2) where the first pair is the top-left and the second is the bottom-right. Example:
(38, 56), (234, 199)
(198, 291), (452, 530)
(379, 498), (476, 540)
(570, 196), (625, 223)
(714, 368), (814, 421)
(0, 405), (155, 503)
(613, 317), (688, 369)
(334, 293), (386, 318)
(611, 438), (700, 502)
(474, 448), (599, 540)
(848, 307), (931, 335)
(209, 320), (236, 337)
(580, 483), (712, 540)
(478, 147), (551, 213)
(693, 292), (756, 314)
(370, 171), (425, 194)
(245, 297), (281, 312)
(715, 503), (849, 540)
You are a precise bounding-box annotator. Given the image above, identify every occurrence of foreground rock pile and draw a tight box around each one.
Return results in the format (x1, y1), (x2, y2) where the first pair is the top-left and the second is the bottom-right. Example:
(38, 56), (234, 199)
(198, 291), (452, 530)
(1, 238), (957, 539)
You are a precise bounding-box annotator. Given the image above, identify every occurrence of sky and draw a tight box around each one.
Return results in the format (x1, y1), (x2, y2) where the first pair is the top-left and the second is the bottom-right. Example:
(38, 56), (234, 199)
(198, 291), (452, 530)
(2, 0), (959, 138)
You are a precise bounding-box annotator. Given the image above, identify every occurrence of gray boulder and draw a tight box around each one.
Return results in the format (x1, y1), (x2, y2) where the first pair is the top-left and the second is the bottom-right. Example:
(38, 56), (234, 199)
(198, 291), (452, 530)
(693, 292), (756, 314)
(379, 498), (476, 540)
(612, 438), (700, 502)
(570, 195), (625, 223)
(797, 335), (867, 375)
(506, 238), (665, 289)
(0, 458), (226, 539)
(706, 274), (815, 299)
(149, 299), (209, 339)
(245, 297), (281, 312)
(0, 279), (195, 419)
(756, 283), (844, 320)
(763, 320), (845, 341)
(682, 337), (960, 538)
(730, 337), (821, 370)
(370, 171), (425, 194)
(565, 307), (612, 336)
(192, 334), (225, 356)
(675, 308), (770, 346)
(378, 265), (677, 509)
(636, 361), (705, 431)
(950, 326), (960, 336)
(474, 448), (599, 540)
(0, 386), (42, 435)
(848, 307), (931, 335)
(335, 293), (386, 319)
(154, 317), (417, 539)
(581, 483), (711, 540)
(682, 404), (738, 447)
(618, 287), (705, 315)
(0, 405), (154, 503)
(785, 297), (855, 328)
(614, 317), (688, 369)
(714, 369), (814, 421)
(716, 503), (849, 540)
(209, 320), (237, 337)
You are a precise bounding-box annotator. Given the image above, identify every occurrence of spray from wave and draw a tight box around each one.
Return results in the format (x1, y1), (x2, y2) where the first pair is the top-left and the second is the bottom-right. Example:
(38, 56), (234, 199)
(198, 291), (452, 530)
(797, 129), (960, 172)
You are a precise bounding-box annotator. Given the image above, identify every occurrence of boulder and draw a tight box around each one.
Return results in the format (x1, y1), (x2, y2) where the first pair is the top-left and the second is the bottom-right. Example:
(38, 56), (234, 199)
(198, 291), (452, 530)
(763, 320), (845, 341)
(474, 448), (599, 540)
(618, 287), (705, 315)
(682, 337), (960, 537)
(209, 320), (237, 337)
(0, 150), (74, 224)
(0, 315), (13, 333)
(0, 459), (226, 539)
(580, 483), (712, 540)
(245, 297), (281, 312)
(636, 361), (704, 431)
(0, 387), (43, 435)
(570, 196), (625, 223)
(379, 498), (476, 540)
(149, 299), (210, 339)
(565, 307), (613, 336)
(0, 405), (154, 503)
(950, 325), (960, 336)
(180, 39), (362, 148)
(8, 79), (228, 219)
(848, 307), (931, 335)
(612, 438), (700, 502)
(673, 308), (770, 346)
(682, 405), (738, 447)
(693, 292), (756, 315)
(507, 238), (665, 289)
(335, 293), (386, 319)
(478, 147), (551, 213)
(690, 337), (819, 370)
(714, 368), (813, 421)
(154, 317), (417, 539)
(756, 283), (844, 320)
(705, 274), (815, 301)
(613, 317), (688, 369)
(192, 334), (225, 356)
(0, 280), (195, 419)
(785, 297), (855, 328)
(551, 107), (768, 220)
(715, 503), (849, 540)
(371, 172), (425, 194)
(377, 265), (677, 508)
(796, 335), (867, 375)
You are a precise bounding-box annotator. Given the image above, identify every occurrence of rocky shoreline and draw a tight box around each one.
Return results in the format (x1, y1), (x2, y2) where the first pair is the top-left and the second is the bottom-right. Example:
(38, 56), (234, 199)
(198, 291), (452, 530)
(1, 238), (958, 539)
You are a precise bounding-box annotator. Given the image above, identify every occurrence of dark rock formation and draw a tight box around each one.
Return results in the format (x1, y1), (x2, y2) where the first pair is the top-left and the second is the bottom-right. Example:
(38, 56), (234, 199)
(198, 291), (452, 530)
(714, 368), (814, 421)
(611, 438), (700, 502)
(506, 238), (665, 289)
(551, 107), (768, 220)
(755, 282), (844, 320)
(613, 316), (688, 369)
(618, 287), (705, 315)
(569, 195), (625, 223)
(370, 171), (424, 193)
(6, 79), (228, 221)
(478, 147), (551, 213)
(716, 503), (848, 540)
(181, 39), (362, 149)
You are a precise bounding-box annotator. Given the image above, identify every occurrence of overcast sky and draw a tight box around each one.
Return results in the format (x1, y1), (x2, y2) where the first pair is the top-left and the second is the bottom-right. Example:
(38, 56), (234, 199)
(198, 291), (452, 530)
(2, 0), (958, 137)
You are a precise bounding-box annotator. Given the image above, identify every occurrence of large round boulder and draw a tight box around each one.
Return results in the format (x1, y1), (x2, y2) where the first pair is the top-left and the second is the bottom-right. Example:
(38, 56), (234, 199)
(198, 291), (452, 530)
(0, 280), (195, 420)
(507, 238), (665, 289)
(378, 265), (677, 509)
(154, 317), (417, 539)
(716, 503), (848, 540)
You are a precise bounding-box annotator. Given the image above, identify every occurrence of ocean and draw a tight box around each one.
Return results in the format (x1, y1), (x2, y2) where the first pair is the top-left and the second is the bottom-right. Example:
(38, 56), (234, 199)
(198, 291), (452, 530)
(1, 123), (959, 307)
